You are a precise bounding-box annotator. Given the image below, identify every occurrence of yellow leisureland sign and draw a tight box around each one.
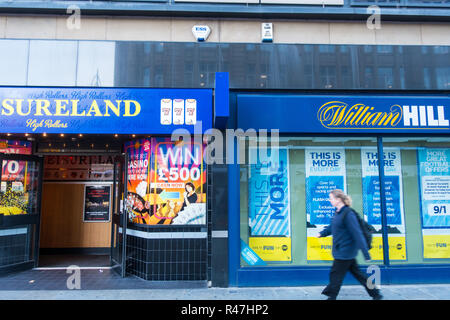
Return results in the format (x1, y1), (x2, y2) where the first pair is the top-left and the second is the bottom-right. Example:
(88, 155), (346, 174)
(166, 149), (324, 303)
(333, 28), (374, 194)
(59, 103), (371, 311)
(249, 237), (292, 262)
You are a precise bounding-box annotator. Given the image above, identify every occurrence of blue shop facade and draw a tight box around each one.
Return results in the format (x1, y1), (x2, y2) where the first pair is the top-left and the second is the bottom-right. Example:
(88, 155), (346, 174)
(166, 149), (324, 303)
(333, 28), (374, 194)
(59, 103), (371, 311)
(0, 72), (449, 288)
(227, 92), (450, 287)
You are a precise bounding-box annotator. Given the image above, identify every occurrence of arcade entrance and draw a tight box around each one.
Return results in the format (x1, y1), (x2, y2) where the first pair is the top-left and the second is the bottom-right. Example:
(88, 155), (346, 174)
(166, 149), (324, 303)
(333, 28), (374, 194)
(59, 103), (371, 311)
(0, 134), (209, 282)
(0, 135), (125, 274)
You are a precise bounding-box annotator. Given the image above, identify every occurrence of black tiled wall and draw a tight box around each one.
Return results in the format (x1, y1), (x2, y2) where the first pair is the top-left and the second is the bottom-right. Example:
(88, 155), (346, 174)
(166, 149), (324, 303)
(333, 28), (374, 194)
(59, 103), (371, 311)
(125, 226), (207, 281)
(0, 233), (28, 267)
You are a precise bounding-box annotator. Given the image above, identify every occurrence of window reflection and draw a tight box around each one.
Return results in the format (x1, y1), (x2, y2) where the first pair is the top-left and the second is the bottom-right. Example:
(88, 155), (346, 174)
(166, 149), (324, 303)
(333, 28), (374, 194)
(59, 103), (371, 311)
(0, 39), (448, 90)
(28, 40), (78, 86)
(0, 40), (28, 85)
(377, 67), (394, 88)
(436, 67), (450, 89)
(77, 41), (115, 87)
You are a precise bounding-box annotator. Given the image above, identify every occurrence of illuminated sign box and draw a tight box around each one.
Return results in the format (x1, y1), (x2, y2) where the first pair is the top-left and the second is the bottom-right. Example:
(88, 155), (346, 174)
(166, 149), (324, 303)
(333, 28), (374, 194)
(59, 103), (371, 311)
(237, 94), (450, 134)
(0, 87), (213, 134)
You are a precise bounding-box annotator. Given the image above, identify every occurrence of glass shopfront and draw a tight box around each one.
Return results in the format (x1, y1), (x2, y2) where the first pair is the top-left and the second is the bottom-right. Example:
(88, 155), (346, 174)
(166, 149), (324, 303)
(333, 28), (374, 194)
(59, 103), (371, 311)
(230, 93), (450, 286)
(239, 136), (450, 269)
(240, 137), (382, 268)
(383, 137), (450, 264)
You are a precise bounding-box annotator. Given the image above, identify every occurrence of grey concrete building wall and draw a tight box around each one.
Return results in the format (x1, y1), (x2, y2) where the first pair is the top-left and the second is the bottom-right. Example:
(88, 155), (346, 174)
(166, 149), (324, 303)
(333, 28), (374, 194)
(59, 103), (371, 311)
(0, 15), (449, 46)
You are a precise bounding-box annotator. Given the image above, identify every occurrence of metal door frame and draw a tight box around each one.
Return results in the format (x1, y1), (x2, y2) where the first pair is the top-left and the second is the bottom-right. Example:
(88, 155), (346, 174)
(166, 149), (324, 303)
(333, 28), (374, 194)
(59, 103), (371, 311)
(0, 153), (43, 273)
(110, 153), (128, 277)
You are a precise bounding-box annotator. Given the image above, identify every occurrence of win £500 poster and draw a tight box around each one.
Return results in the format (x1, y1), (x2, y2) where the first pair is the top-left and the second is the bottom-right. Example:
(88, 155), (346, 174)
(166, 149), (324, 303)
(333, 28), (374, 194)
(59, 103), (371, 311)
(125, 138), (206, 225)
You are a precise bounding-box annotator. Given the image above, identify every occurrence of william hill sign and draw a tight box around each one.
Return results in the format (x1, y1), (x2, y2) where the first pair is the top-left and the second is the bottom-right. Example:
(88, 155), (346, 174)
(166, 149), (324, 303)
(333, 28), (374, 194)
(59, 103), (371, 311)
(237, 94), (450, 133)
(0, 87), (212, 134)
(318, 101), (449, 129)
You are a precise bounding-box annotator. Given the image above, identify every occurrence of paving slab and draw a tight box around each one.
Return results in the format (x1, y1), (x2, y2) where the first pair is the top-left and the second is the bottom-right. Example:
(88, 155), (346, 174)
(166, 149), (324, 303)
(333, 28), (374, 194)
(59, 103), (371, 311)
(1, 284), (450, 300)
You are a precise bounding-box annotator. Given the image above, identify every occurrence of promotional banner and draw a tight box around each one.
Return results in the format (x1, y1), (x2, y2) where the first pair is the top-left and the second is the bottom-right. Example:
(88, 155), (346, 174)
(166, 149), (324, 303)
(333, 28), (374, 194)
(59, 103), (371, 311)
(125, 138), (153, 224)
(0, 140), (33, 216)
(241, 239), (267, 266)
(248, 148), (291, 237)
(418, 148), (450, 259)
(361, 147), (406, 261)
(0, 160), (29, 216)
(151, 138), (206, 225)
(306, 148), (346, 261)
(248, 237), (291, 262)
(1, 160), (28, 184)
(247, 148), (291, 262)
(125, 138), (206, 225)
(83, 185), (111, 222)
(0, 87), (212, 134)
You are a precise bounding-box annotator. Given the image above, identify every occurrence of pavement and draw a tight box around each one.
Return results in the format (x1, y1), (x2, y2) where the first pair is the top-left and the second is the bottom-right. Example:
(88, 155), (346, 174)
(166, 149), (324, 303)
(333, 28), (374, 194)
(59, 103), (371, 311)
(0, 268), (449, 300)
(0, 283), (449, 300)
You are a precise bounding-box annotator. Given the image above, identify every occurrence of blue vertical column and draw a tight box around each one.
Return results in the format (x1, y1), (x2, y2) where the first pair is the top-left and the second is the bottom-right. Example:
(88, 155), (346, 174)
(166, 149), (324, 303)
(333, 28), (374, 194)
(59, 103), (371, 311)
(214, 72), (230, 129)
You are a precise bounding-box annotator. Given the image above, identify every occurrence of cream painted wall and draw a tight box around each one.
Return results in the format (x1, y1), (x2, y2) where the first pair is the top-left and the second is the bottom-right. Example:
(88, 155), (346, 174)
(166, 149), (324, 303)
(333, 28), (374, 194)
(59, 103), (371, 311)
(0, 15), (449, 46)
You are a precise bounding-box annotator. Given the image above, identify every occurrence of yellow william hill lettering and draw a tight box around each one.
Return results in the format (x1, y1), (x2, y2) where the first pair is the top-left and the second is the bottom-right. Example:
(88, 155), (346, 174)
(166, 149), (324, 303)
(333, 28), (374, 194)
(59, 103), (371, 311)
(0, 98), (141, 117)
(318, 101), (403, 129)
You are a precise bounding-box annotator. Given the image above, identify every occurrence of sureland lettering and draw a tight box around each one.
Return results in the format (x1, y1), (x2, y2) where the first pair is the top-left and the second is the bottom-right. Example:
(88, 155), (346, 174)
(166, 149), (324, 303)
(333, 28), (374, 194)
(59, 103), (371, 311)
(1, 98), (141, 117)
